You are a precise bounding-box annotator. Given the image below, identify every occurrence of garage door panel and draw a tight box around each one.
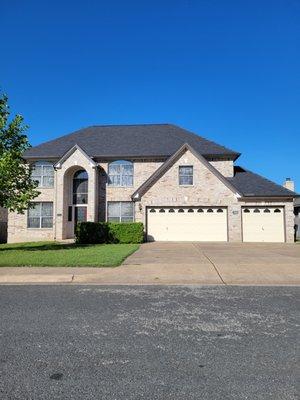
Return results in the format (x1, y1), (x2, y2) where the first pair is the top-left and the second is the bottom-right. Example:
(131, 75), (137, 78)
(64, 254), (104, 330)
(242, 207), (284, 243)
(147, 207), (227, 242)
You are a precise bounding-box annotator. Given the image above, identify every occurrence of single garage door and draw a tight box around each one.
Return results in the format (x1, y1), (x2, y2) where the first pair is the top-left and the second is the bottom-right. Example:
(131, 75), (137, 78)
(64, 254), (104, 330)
(242, 207), (285, 242)
(147, 207), (228, 242)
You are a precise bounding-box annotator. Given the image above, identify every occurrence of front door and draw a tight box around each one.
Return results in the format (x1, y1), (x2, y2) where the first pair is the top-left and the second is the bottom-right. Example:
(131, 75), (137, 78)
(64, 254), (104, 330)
(74, 206), (87, 232)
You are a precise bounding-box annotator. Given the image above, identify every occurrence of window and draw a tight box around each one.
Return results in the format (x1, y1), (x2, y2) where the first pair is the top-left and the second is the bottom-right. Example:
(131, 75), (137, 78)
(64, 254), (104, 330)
(108, 160), (133, 187)
(107, 202), (134, 223)
(73, 170), (88, 204)
(159, 209), (165, 213)
(28, 202), (53, 228)
(179, 166), (193, 186)
(274, 208), (281, 213)
(31, 161), (54, 188)
(243, 208), (250, 213)
(187, 209), (194, 213)
(217, 209), (224, 213)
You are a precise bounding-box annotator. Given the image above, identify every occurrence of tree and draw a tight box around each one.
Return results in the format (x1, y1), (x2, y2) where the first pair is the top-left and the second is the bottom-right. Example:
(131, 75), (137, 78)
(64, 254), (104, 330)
(0, 94), (39, 213)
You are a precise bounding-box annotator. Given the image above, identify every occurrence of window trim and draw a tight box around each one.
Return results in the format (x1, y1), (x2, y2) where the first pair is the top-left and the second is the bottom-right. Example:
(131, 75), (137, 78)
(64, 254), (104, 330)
(179, 165), (194, 186)
(107, 201), (135, 223)
(27, 202), (53, 229)
(108, 160), (134, 188)
(31, 161), (54, 188)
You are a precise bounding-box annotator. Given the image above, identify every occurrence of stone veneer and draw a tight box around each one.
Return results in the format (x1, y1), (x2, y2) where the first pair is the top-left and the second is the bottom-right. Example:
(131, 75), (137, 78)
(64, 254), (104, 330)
(6, 150), (294, 243)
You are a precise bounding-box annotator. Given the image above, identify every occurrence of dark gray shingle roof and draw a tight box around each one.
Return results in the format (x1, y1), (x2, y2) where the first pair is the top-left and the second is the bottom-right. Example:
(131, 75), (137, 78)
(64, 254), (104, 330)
(23, 124), (240, 160)
(228, 167), (297, 197)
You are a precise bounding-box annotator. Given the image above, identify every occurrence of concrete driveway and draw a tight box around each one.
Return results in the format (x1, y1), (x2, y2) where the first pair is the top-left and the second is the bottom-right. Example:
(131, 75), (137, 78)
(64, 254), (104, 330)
(121, 242), (300, 285)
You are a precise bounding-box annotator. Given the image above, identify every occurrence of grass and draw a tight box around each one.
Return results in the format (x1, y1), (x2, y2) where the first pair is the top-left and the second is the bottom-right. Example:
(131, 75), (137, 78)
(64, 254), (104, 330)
(0, 241), (140, 267)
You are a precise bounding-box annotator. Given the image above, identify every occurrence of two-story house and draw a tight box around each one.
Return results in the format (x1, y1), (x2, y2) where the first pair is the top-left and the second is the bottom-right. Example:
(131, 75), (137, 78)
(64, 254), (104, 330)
(7, 124), (297, 243)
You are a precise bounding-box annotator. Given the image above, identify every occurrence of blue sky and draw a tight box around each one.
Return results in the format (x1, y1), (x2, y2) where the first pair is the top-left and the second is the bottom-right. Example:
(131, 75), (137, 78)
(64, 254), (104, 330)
(2, 0), (300, 189)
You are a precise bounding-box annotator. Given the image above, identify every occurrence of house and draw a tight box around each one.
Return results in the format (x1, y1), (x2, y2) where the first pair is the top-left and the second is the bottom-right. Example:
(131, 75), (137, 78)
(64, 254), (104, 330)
(0, 207), (8, 243)
(7, 124), (297, 243)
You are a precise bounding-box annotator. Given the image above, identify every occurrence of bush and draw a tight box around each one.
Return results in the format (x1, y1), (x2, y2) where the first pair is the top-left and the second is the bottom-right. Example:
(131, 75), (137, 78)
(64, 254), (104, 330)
(75, 222), (144, 244)
(75, 222), (108, 244)
(108, 222), (144, 244)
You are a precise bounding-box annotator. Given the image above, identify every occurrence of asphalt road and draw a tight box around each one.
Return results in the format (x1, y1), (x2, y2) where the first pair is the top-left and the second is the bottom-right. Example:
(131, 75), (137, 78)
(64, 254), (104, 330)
(0, 285), (299, 400)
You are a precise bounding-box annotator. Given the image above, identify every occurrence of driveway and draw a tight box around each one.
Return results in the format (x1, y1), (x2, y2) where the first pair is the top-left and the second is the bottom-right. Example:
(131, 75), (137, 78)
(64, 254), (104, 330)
(122, 242), (300, 285)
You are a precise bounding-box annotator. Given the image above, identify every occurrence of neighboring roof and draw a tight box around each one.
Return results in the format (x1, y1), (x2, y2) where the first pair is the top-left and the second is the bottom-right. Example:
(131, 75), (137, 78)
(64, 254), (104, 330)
(23, 124), (240, 160)
(132, 143), (241, 200)
(228, 167), (298, 198)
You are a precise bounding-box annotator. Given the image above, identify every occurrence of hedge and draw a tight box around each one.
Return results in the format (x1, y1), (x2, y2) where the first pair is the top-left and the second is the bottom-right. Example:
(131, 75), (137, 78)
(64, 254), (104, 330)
(76, 222), (144, 244)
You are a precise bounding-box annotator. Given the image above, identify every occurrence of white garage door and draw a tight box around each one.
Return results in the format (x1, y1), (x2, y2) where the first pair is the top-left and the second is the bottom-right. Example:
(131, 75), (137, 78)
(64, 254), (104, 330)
(147, 207), (228, 242)
(242, 207), (285, 242)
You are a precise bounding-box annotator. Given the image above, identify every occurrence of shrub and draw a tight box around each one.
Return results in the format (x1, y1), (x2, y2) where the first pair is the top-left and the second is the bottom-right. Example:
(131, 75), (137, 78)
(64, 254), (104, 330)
(75, 222), (108, 244)
(108, 222), (144, 244)
(75, 222), (144, 244)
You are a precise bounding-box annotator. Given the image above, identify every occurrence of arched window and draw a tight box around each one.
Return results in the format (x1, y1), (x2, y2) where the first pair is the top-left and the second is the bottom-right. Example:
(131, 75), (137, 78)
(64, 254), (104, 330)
(197, 208), (204, 213)
(108, 160), (133, 187)
(274, 208), (281, 213)
(207, 208), (213, 213)
(149, 209), (156, 213)
(169, 209), (175, 213)
(264, 208), (270, 213)
(178, 209), (184, 213)
(31, 161), (54, 188)
(73, 170), (88, 204)
(243, 208), (250, 213)
(159, 209), (165, 213)
(187, 209), (194, 213)
(254, 208), (260, 213)
(217, 209), (224, 213)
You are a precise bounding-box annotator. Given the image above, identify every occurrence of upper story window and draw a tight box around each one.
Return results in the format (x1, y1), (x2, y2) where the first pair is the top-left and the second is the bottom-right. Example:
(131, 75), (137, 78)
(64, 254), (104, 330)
(73, 170), (88, 204)
(31, 161), (54, 188)
(108, 160), (133, 187)
(179, 166), (193, 186)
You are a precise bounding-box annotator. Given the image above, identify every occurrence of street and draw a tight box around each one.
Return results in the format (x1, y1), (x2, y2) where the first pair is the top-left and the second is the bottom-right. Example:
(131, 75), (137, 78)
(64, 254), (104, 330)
(0, 285), (298, 399)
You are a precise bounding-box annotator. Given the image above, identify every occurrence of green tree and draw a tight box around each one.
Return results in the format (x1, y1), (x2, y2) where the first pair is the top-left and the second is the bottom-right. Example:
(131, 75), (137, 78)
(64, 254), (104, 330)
(0, 94), (39, 212)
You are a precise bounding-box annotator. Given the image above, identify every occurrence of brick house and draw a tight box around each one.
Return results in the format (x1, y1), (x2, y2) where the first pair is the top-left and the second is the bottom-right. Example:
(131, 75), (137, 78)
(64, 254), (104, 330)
(7, 124), (297, 243)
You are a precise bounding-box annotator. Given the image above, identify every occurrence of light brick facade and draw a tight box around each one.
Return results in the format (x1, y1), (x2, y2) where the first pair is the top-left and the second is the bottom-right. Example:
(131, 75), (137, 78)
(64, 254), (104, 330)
(7, 148), (295, 243)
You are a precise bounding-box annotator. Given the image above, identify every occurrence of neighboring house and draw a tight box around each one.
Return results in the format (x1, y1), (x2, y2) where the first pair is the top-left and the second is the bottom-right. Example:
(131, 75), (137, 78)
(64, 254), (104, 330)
(0, 207), (8, 243)
(7, 124), (298, 243)
(294, 198), (300, 240)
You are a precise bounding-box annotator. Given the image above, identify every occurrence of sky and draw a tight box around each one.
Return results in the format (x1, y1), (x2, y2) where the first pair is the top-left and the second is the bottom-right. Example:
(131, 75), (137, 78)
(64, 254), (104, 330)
(1, 0), (300, 189)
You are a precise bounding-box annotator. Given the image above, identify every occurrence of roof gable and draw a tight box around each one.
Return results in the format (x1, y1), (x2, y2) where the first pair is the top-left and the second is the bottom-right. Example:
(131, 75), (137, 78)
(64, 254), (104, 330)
(54, 144), (97, 169)
(132, 143), (241, 200)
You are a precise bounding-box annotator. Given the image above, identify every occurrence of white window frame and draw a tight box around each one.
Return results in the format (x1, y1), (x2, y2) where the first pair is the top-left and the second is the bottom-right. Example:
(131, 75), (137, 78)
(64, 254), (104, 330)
(108, 160), (134, 187)
(179, 165), (193, 186)
(31, 161), (54, 188)
(27, 202), (53, 229)
(107, 202), (135, 223)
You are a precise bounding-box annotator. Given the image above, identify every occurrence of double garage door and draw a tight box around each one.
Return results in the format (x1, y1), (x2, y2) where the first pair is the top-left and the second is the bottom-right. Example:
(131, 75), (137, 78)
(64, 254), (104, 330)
(147, 207), (228, 242)
(147, 206), (285, 242)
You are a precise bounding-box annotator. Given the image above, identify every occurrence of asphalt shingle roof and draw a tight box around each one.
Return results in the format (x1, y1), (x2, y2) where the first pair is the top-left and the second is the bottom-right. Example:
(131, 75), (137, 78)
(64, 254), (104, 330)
(228, 167), (297, 197)
(23, 124), (240, 160)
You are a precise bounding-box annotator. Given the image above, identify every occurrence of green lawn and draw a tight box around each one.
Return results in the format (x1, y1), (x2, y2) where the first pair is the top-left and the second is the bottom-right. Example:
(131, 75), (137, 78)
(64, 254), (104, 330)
(0, 241), (139, 267)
